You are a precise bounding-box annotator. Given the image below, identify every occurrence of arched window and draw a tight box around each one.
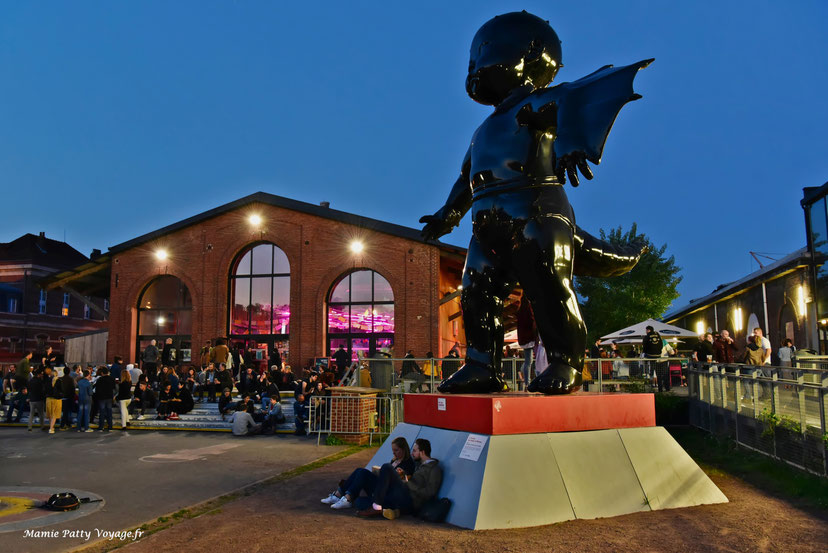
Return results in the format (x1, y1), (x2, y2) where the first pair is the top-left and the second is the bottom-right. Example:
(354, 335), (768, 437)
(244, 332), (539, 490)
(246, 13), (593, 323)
(228, 243), (290, 370)
(327, 269), (394, 362)
(137, 275), (192, 366)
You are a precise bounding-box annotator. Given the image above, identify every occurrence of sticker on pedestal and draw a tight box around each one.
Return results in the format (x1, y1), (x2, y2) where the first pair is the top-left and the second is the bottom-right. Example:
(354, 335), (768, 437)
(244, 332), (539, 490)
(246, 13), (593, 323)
(459, 434), (488, 462)
(437, 397), (446, 411)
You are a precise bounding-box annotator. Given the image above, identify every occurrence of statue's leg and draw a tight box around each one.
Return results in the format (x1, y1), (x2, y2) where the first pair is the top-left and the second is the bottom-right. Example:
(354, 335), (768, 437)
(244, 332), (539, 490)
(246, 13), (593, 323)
(515, 216), (585, 394)
(437, 236), (513, 394)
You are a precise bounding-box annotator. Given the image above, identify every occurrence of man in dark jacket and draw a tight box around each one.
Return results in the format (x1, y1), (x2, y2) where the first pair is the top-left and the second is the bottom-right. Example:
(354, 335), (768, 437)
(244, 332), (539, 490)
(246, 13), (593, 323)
(27, 369), (45, 430)
(14, 352), (33, 391)
(214, 364), (234, 395)
(142, 340), (160, 387)
(358, 438), (443, 519)
(333, 346), (350, 381)
(713, 329), (737, 364)
(59, 367), (76, 429)
(93, 367), (116, 431)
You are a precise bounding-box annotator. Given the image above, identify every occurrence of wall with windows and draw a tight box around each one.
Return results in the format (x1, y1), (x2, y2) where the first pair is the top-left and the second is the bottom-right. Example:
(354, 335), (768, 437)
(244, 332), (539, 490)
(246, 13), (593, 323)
(106, 201), (452, 369)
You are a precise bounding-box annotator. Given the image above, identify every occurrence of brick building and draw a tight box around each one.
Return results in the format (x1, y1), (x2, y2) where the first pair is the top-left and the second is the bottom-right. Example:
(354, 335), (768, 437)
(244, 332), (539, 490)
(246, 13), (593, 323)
(48, 192), (467, 370)
(0, 233), (108, 363)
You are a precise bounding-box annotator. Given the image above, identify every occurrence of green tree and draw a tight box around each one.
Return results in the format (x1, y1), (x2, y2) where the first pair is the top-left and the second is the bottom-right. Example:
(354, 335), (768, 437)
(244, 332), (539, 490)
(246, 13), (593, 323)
(575, 223), (682, 343)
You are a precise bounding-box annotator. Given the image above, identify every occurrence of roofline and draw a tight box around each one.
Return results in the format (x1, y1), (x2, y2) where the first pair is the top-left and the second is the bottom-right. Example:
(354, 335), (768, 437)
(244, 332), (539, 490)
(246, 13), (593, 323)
(108, 191), (466, 256)
(663, 247), (809, 321)
(801, 181), (828, 207)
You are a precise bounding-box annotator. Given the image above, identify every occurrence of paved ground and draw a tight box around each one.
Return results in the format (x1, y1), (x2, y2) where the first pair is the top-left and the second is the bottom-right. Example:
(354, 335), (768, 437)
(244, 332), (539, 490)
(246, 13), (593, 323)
(0, 428), (343, 553)
(123, 448), (828, 553)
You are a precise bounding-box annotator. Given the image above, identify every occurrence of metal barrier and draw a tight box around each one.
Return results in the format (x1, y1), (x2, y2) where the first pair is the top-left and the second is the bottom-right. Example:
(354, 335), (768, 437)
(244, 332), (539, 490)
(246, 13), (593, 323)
(356, 355), (688, 394)
(583, 357), (689, 393)
(688, 361), (828, 476)
(308, 393), (403, 446)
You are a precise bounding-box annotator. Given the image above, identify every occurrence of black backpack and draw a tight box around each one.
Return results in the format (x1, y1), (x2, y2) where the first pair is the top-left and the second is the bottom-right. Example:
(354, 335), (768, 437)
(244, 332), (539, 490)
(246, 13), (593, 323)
(45, 493), (79, 511)
(418, 497), (452, 523)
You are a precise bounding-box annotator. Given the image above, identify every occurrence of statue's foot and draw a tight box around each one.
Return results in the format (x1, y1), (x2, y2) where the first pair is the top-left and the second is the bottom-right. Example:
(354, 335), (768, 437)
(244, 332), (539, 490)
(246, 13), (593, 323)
(437, 362), (504, 394)
(527, 362), (583, 395)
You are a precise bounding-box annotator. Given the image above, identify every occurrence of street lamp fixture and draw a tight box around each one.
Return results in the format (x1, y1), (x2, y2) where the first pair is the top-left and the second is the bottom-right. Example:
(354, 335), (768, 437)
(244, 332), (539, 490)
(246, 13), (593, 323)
(349, 241), (364, 254)
(249, 214), (263, 227)
(155, 249), (168, 261)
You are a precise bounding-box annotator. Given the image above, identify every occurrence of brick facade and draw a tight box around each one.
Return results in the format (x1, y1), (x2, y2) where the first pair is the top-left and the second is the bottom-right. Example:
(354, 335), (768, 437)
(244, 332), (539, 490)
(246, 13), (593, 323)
(107, 200), (457, 368)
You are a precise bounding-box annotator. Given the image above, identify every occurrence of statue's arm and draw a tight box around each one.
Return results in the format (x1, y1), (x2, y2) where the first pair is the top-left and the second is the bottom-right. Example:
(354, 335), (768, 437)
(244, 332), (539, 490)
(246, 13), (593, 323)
(419, 146), (472, 241)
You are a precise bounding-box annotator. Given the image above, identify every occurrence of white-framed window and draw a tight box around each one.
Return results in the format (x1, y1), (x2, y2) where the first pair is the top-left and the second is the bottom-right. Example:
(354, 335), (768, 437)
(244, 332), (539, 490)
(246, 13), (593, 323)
(9, 298), (19, 313)
(104, 299), (109, 312)
(62, 292), (70, 317)
(39, 289), (47, 314)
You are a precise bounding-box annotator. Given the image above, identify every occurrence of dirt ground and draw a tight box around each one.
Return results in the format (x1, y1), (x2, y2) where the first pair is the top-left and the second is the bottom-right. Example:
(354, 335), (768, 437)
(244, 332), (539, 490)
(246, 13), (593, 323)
(120, 448), (828, 553)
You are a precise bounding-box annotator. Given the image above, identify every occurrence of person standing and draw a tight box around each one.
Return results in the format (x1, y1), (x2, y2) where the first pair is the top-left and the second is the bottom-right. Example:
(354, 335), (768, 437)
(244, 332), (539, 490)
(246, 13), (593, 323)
(333, 345), (350, 381)
(199, 340), (212, 369)
(161, 338), (176, 368)
(41, 346), (57, 369)
(110, 356), (125, 381)
(14, 352), (33, 392)
(94, 366), (116, 431)
(77, 369), (93, 432)
(27, 369), (46, 431)
(777, 339), (795, 367)
(642, 325), (665, 391)
(59, 366), (76, 429)
(142, 340), (160, 387)
(516, 296), (536, 389)
(694, 333), (715, 365)
(117, 371), (133, 430)
(749, 327), (772, 366)
(713, 330), (737, 364)
(43, 366), (63, 434)
(210, 338), (230, 368)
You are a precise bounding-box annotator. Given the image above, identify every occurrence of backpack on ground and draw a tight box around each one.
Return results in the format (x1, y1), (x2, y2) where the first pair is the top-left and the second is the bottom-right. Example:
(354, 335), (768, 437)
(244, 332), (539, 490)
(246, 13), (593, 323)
(418, 497), (452, 523)
(45, 492), (79, 511)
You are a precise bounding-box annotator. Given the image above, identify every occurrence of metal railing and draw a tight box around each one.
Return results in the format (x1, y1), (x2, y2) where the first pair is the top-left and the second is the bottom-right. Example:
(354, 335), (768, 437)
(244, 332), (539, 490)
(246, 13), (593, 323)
(308, 393), (403, 446)
(351, 355), (688, 394)
(583, 356), (689, 393)
(688, 361), (828, 476)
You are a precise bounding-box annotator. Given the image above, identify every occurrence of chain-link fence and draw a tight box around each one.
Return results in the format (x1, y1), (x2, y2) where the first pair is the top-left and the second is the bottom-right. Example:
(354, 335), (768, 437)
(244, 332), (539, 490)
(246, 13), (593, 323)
(308, 394), (403, 446)
(688, 361), (828, 476)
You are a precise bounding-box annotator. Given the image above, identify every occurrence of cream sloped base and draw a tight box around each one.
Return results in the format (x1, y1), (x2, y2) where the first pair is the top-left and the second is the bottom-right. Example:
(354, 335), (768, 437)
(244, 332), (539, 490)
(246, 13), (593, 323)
(367, 424), (727, 530)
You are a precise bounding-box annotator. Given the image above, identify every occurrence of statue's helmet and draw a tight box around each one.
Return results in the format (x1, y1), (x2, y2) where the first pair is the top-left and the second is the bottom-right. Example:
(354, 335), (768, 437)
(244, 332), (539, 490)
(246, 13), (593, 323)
(466, 11), (563, 106)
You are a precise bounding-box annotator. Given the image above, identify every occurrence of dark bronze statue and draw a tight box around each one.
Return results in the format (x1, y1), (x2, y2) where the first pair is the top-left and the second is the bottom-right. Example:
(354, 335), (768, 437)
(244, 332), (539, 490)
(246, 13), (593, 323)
(420, 11), (652, 395)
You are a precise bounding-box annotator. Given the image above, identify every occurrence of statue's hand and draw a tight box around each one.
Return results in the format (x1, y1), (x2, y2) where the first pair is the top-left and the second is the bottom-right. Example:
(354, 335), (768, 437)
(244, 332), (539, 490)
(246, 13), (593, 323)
(419, 208), (461, 241)
(555, 151), (593, 188)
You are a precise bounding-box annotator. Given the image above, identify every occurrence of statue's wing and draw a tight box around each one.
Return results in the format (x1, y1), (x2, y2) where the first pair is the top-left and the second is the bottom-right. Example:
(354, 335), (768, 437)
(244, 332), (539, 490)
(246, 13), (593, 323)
(573, 225), (645, 278)
(553, 59), (653, 165)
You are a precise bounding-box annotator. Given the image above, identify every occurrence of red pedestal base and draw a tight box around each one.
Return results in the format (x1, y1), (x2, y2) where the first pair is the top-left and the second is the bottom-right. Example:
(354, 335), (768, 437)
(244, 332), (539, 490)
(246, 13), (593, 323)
(403, 392), (655, 435)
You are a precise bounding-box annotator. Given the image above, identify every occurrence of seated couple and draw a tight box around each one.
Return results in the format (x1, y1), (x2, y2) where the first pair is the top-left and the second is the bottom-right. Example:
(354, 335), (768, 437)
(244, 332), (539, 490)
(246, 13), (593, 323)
(321, 437), (442, 520)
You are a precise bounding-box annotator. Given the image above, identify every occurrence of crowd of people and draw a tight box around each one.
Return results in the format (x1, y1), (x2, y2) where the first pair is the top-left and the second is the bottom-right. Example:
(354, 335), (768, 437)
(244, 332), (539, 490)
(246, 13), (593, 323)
(0, 338), (336, 436)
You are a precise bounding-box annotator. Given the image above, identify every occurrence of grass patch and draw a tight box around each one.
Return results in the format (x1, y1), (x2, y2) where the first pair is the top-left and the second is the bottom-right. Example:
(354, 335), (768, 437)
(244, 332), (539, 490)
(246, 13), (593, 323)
(76, 445), (365, 553)
(654, 392), (689, 426)
(670, 427), (828, 511)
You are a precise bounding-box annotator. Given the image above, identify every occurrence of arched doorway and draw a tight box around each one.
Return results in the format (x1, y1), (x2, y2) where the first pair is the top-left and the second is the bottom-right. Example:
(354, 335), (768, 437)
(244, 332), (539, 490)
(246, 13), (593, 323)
(326, 269), (394, 362)
(136, 275), (192, 367)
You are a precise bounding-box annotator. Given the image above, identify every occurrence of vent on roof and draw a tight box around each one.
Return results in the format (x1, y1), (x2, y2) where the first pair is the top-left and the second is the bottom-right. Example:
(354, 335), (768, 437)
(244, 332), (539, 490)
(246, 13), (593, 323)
(39, 232), (45, 238)
(91, 249), (102, 259)
(319, 201), (330, 208)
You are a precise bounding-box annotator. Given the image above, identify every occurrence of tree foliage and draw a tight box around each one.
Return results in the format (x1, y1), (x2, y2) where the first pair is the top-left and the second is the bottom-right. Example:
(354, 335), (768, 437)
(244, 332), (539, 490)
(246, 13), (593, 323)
(575, 223), (682, 343)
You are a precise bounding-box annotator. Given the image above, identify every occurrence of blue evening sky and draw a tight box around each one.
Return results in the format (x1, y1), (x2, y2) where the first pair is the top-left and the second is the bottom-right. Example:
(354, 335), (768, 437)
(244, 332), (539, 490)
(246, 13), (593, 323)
(1, 1), (826, 309)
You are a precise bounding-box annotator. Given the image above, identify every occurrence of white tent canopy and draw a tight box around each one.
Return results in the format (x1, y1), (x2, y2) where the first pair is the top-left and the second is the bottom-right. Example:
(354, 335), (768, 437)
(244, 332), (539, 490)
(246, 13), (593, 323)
(599, 318), (697, 344)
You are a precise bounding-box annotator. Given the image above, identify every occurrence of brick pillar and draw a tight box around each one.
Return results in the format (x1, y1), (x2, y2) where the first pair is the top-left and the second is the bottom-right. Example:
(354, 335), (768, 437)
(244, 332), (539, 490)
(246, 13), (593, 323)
(329, 387), (380, 445)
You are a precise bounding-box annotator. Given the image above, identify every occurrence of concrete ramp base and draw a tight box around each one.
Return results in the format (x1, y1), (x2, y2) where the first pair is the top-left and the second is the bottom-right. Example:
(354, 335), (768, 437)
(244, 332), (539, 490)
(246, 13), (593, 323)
(367, 424), (727, 530)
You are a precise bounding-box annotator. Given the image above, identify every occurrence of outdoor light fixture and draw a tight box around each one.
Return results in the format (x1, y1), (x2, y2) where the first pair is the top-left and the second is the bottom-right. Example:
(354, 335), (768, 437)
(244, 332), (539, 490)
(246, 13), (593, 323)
(249, 214), (262, 227)
(157, 316), (166, 325)
(155, 249), (168, 261)
(797, 285), (807, 317)
(695, 321), (705, 336)
(349, 241), (364, 254)
(733, 307), (743, 331)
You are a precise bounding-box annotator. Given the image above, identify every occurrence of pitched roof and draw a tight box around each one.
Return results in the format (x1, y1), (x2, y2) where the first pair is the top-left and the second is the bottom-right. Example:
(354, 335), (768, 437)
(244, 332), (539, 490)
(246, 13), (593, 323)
(109, 191), (466, 255)
(663, 247), (809, 321)
(0, 233), (89, 271)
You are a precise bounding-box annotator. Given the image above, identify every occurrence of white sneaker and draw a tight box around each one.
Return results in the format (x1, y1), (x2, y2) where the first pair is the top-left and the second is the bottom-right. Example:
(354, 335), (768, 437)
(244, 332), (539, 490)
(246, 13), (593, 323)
(136, 415), (145, 420)
(320, 493), (339, 505)
(331, 497), (352, 509)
